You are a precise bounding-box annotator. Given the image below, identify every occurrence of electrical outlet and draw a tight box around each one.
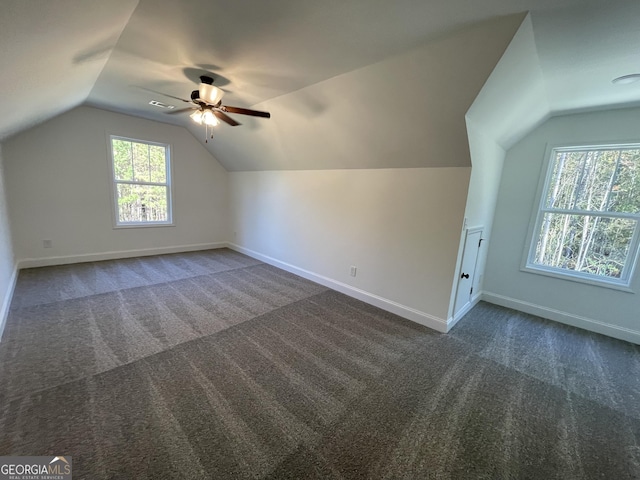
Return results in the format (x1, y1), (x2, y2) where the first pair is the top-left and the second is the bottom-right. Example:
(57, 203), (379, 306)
(350, 266), (357, 277)
(43, 239), (52, 248)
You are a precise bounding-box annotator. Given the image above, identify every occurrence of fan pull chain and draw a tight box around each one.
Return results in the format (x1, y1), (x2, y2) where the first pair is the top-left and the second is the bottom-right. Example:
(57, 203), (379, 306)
(205, 123), (213, 143)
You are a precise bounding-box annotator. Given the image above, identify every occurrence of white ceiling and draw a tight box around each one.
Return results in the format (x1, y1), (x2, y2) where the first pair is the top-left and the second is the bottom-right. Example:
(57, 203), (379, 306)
(85, 0), (589, 119)
(1, 0), (638, 168)
(202, 13), (525, 170)
(0, 0), (137, 139)
(533, 1), (640, 115)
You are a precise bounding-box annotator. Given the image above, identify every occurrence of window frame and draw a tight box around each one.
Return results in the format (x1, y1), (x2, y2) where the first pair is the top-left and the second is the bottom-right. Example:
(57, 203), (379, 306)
(108, 135), (175, 228)
(522, 141), (640, 292)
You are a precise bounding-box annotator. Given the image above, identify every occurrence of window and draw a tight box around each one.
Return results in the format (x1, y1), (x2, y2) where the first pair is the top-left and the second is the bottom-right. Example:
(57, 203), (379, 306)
(525, 144), (640, 288)
(109, 136), (173, 227)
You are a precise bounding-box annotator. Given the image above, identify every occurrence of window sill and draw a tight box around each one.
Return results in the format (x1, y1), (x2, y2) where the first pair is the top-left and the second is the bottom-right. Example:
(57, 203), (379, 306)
(521, 264), (635, 293)
(113, 222), (175, 229)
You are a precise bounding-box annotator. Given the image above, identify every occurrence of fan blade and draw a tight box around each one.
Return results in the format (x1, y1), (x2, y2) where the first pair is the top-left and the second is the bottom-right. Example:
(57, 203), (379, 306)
(138, 86), (192, 103)
(165, 107), (197, 115)
(222, 106), (271, 118)
(214, 110), (241, 126)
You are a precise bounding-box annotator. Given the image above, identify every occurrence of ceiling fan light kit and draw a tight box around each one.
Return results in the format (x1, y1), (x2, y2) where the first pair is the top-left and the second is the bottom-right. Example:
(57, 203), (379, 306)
(201, 109), (219, 126)
(189, 110), (203, 124)
(199, 82), (224, 105)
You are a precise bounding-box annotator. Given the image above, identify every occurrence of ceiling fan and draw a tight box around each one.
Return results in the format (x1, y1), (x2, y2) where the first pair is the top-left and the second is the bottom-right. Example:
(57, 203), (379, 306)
(155, 75), (271, 141)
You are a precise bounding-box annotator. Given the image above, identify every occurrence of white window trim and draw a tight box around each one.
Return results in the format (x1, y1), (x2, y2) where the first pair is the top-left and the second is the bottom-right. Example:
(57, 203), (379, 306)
(108, 135), (175, 228)
(521, 141), (640, 292)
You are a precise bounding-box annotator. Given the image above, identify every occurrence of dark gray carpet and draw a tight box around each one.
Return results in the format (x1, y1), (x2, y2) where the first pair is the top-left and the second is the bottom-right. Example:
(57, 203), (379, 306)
(0, 249), (639, 479)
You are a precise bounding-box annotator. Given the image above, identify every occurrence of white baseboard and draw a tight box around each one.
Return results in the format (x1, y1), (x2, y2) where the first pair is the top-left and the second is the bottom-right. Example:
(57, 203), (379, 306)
(447, 292), (482, 331)
(17, 242), (228, 269)
(228, 243), (449, 333)
(483, 291), (640, 345)
(0, 265), (18, 342)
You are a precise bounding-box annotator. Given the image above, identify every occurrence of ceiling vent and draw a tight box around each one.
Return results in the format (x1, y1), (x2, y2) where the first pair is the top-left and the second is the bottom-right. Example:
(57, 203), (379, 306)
(149, 100), (175, 109)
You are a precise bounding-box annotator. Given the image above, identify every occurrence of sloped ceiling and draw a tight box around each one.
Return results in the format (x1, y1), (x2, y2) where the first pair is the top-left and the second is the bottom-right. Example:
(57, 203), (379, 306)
(1, 0), (637, 169)
(203, 14), (525, 170)
(84, 0), (592, 122)
(466, 0), (640, 152)
(0, 0), (138, 140)
(466, 14), (549, 150)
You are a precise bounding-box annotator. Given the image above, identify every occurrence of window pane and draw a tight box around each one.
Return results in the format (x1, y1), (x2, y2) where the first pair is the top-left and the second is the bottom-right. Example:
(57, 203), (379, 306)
(533, 213), (635, 279)
(546, 148), (640, 213)
(112, 139), (133, 181)
(149, 145), (167, 183)
(607, 148), (640, 213)
(546, 151), (582, 210)
(132, 142), (151, 182)
(116, 183), (168, 223)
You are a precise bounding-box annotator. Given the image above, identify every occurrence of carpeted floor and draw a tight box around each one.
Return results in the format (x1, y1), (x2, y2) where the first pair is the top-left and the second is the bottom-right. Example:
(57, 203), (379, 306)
(0, 248), (639, 479)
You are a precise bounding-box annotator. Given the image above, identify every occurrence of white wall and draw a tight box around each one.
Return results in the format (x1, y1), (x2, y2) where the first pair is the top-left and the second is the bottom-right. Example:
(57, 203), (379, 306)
(484, 107), (640, 344)
(218, 15), (522, 332)
(452, 14), (549, 318)
(449, 120), (506, 316)
(229, 168), (470, 329)
(3, 106), (229, 266)
(0, 144), (16, 337)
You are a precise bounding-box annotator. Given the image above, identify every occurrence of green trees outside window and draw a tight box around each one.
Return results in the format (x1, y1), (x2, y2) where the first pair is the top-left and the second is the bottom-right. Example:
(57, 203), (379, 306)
(110, 137), (172, 225)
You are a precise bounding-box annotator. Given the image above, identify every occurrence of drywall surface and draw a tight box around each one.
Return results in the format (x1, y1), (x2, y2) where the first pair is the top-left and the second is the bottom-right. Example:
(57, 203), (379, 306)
(466, 13), (550, 151)
(0, 144), (16, 335)
(451, 14), (545, 317)
(229, 168), (470, 324)
(0, 0), (138, 140)
(532, 1), (640, 115)
(205, 14), (523, 171)
(4, 106), (229, 264)
(485, 107), (640, 342)
(447, 119), (507, 318)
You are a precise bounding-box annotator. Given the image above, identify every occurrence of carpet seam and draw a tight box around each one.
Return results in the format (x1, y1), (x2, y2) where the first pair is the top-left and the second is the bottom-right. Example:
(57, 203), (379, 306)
(0, 289), (336, 404)
(7, 261), (275, 313)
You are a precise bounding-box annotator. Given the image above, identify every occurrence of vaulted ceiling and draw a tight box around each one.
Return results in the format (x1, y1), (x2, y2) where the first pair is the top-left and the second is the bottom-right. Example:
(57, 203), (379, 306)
(1, 0), (638, 170)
